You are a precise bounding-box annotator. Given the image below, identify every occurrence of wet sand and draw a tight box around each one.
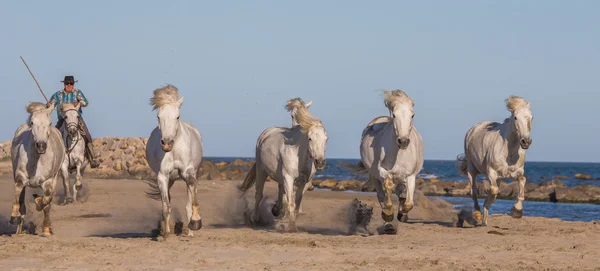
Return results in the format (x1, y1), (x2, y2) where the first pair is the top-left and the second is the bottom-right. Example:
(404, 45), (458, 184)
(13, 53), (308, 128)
(0, 176), (599, 270)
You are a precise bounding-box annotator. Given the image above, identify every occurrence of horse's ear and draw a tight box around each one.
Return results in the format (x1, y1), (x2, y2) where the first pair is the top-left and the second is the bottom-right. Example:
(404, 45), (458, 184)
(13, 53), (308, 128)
(177, 96), (184, 108)
(45, 105), (54, 115)
(75, 103), (81, 111)
(305, 100), (312, 108)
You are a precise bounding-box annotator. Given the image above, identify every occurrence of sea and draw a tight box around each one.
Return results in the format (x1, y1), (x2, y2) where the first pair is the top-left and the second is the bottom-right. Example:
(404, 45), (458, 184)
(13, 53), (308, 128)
(206, 157), (600, 222)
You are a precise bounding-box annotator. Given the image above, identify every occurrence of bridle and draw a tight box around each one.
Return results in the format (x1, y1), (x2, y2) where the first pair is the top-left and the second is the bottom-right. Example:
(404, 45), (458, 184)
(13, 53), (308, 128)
(62, 109), (82, 156)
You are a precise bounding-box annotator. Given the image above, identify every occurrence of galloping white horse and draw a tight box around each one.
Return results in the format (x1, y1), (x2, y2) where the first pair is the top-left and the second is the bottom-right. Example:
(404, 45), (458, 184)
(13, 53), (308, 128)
(456, 96), (533, 226)
(238, 98), (327, 232)
(145, 85), (203, 238)
(10, 102), (66, 236)
(58, 103), (86, 204)
(359, 90), (424, 234)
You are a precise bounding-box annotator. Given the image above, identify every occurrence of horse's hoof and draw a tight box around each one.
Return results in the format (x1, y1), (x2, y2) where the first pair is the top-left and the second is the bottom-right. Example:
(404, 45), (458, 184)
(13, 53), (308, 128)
(75, 184), (83, 190)
(65, 197), (74, 204)
(398, 213), (409, 223)
(42, 227), (53, 237)
(159, 220), (170, 238)
(34, 197), (44, 211)
(510, 207), (523, 219)
(188, 219), (202, 231)
(286, 223), (298, 233)
(382, 223), (397, 235)
(473, 210), (483, 221)
(271, 204), (282, 217)
(9, 216), (22, 225)
(381, 211), (394, 223)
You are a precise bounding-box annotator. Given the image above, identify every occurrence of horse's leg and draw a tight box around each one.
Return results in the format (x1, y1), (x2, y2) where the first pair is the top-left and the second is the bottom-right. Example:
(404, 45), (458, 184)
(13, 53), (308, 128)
(62, 160), (73, 204)
(184, 169), (202, 235)
(252, 169), (267, 225)
(272, 179), (284, 218)
(467, 167), (482, 221)
(395, 182), (406, 221)
(283, 174), (297, 232)
(296, 165), (315, 214)
(73, 160), (83, 202)
(378, 175), (397, 234)
(37, 177), (57, 237)
(10, 175), (26, 234)
(398, 175), (416, 223)
(156, 173), (171, 238)
(510, 175), (526, 219)
(483, 170), (499, 226)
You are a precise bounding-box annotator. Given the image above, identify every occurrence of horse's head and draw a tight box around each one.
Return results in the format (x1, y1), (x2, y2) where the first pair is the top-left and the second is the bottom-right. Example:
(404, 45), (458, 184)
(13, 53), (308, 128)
(27, 102), (54, 154)
(151, 85), (183, 152)
(384, 90), (414, 149)
(307, 125), (328, 171)
(286, 98), (327, 171)
(60, 103), (81, 137)
(506, 96), (533, 149)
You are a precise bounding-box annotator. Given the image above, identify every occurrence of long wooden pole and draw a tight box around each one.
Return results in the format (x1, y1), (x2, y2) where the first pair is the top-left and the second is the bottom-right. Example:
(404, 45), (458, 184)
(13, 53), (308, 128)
(20, 56), (49, 103)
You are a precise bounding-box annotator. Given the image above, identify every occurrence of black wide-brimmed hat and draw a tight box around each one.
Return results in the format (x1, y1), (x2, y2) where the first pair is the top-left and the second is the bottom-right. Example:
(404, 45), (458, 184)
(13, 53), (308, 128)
(61, 75), (78, 84)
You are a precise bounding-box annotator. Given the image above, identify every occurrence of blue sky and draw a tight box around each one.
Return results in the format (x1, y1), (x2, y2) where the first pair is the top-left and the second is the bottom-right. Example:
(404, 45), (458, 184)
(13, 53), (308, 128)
(1, 1), (599, 162)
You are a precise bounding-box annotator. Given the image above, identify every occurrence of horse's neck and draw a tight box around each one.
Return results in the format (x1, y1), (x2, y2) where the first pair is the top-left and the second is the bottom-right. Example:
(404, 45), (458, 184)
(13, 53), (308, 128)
(500, 119), (523, 164)
(290, 128), (310, 165)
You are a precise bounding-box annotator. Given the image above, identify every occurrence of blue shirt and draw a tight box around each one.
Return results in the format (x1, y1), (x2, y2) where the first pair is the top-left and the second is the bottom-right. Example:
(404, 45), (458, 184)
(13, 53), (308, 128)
(49, 88), (89, 119)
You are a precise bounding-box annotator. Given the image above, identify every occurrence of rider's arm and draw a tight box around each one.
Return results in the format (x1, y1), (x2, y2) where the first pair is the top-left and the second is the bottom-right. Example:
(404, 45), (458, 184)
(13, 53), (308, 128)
(76, 89), (89, 107)
(47, 92), (57, 108)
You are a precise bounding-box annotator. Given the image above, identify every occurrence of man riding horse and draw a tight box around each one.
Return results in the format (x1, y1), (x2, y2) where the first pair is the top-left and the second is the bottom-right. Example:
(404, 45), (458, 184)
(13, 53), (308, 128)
(46, 75), (100, 168)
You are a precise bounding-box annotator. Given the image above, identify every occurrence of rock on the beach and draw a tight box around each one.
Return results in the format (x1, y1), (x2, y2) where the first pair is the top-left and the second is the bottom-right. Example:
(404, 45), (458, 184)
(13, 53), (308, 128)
(575, 174), (594, 180)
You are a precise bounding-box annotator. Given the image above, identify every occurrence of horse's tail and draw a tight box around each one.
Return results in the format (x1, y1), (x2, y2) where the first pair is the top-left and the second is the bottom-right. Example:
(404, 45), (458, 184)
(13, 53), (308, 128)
(454, 154), (468, 176)
(143, 177), (174, 201)
(237, 163), (257, 196)
(338, 160), (368, 175)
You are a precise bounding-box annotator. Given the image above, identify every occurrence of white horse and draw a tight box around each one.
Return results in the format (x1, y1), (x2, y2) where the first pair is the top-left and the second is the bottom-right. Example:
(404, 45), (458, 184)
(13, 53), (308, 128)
(145, 84), (203, 238)
(58, 103), (86, 204)
(238, 98), (327, 232)
(359, 90), (424, 234)
(455, 96), (533, 226)
(10, 102), (66, 236)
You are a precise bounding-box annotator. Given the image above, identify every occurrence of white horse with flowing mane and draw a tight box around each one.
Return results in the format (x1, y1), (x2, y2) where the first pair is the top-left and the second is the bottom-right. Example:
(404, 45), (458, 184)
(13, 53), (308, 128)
(145, 84), (203, 238)
(288, 98), (314, 213)
(455, 96), (533, 226)
(10, 102), (66, 236)
(238, 98), (327, 232)
(359, 90), (424, 234)
(58, 103), (86, 204)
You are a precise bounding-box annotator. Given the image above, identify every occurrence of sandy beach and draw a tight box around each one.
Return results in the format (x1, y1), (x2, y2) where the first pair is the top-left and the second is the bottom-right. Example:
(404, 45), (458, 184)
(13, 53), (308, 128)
(0, 176), (599, 270)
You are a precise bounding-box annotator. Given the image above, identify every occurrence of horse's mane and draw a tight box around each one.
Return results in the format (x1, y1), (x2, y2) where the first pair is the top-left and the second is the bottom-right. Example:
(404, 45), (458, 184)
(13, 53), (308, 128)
(505, 96), (530, 112)
(60, 103), (77, 111)
(384, 90), (414, 109)
(150, 84), (179, 110)
(285, 98), (322, 130)
(26, 102), (47, 114)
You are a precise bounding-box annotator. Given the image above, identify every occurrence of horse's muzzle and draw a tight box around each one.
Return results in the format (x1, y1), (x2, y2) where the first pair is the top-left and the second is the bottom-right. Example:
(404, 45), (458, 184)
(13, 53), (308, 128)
(161, 139), (174, 152)
(520, 138), (532, 149)
(314, 159), (326, 171)
(397, 138), (410, 149)
(35, 141), (47, 154)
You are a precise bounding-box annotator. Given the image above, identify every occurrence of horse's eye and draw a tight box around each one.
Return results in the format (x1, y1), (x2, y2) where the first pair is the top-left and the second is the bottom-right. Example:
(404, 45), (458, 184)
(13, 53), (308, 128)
(412, 114), (415, 119)
(392, 114), (396, 118)
(177, 116), (180, 120)
(514, 117), (518, 120)
(309, 138), (312, 141)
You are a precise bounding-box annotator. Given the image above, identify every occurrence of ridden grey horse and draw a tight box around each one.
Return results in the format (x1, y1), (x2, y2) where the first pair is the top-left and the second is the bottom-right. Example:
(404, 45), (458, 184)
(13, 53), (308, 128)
(10, 102), (66, 236)
(238, 98), (327, 232)
(58, 103), (86, 204)
(455, 96), (533, 226)
(145, 84), (204, 238)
